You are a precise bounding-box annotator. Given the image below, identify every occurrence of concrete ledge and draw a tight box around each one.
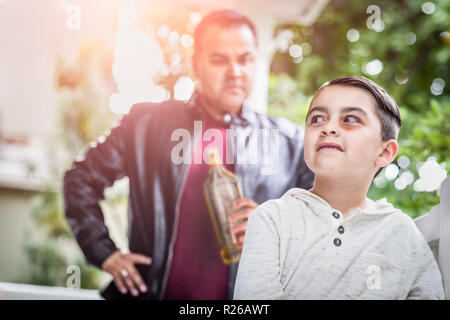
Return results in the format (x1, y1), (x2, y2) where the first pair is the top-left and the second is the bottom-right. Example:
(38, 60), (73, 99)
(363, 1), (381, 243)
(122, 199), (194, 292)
(0, 282), (103, 300)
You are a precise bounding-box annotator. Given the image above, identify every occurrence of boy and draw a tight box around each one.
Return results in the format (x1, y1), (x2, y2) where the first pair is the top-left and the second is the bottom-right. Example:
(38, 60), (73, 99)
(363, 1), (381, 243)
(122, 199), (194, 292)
(233, 76), (445, 299)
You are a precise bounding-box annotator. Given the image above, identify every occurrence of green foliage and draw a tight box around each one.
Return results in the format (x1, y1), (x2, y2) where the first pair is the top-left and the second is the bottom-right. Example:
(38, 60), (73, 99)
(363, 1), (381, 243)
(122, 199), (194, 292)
(269, 0), (449, 217)
(15, 241), (102, 289)
(18, 242), (67, 287)
(402, 99), (450, 166)
(56, 38), (117, 154)
(267, 73), (311, 124)
(30, 190), (72, 239)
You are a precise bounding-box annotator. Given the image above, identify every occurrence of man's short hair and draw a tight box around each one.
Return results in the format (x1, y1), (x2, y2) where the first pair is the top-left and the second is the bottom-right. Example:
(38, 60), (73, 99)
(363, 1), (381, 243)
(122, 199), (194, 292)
(311, 75), (402, 178)
(193, 10), (258, 54)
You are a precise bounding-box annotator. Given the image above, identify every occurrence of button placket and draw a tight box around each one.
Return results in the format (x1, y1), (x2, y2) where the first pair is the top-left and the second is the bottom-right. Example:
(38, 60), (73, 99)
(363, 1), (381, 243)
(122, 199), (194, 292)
(331, 211), (343, 246)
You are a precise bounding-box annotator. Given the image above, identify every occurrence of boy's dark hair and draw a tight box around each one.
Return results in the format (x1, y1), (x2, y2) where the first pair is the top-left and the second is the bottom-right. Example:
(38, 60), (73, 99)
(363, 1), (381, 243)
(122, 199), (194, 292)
(193, 10), (258, 55)
(312, 75), (402, 178)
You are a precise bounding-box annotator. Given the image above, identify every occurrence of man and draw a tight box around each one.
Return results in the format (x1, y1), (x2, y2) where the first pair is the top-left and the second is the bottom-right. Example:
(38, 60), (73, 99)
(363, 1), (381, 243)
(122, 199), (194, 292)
(63, 10), (313, 300)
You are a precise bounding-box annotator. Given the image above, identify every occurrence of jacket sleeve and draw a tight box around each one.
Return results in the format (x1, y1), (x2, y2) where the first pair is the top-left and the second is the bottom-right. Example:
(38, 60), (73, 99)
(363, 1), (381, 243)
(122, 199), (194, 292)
(233, 200), (284, 300)
(63, 114), (131, 269)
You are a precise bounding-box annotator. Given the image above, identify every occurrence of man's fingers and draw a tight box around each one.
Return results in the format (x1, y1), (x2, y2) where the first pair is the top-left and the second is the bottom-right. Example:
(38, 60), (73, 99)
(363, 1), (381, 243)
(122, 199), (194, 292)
(234, 197), (257, 206)
(113, 271), (127, 295)
(228, 208), (253, 223)
(126, 264), (148, 293)
(238, 235), (245, 247)
(232, 197), (258, 211)
(121, 269), (139, 297)
(128, 253), (152, 265)
(103, 251), (151, 296)
(230, 220), (248, 235)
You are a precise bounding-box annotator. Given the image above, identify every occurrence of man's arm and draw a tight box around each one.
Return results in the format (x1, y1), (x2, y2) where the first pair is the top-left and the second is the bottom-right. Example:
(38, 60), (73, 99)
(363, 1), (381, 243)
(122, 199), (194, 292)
(233, 200), (284, 300)
(64, 109), (153, 297)
(63, 115), (129, 269)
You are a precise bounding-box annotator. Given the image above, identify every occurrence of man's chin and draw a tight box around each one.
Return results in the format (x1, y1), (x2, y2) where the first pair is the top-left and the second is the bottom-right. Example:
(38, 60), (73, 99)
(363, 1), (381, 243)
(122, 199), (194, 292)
(221, 96), (246, 111)
(221, 102), (244, 115)
(202, 93), (246, 114)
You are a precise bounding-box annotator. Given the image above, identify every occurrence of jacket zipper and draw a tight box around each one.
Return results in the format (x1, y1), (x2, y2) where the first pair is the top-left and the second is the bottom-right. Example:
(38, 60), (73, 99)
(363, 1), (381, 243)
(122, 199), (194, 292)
(158, 123), (200, 299)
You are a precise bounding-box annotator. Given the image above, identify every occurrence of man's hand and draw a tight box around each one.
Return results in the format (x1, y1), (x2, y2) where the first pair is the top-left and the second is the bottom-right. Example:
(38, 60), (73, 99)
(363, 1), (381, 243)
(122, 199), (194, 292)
(101, 250), (152, 296)
(228, 197), (258, 248)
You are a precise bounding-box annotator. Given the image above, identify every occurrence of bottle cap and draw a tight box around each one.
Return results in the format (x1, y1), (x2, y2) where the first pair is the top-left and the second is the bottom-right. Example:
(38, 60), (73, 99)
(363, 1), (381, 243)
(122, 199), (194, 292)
(206, 148), (221, 166)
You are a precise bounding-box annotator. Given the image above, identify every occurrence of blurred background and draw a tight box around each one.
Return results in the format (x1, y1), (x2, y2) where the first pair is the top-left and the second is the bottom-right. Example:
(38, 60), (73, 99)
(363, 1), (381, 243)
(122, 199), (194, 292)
(0, 0), (448, 295)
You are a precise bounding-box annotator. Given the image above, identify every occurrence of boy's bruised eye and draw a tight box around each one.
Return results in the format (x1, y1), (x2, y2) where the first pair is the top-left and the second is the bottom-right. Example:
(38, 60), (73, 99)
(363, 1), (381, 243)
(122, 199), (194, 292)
(343, 115), (362, 124)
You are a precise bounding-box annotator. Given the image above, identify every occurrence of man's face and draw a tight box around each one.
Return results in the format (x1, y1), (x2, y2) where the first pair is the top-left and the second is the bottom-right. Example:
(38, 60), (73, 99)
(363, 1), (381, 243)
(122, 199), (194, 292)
(304, 85), (386, 181)
(193, 24), (257, 114)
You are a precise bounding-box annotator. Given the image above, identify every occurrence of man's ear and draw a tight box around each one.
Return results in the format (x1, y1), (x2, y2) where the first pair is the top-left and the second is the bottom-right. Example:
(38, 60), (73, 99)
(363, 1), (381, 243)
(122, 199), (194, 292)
(375, 139), (399, 169)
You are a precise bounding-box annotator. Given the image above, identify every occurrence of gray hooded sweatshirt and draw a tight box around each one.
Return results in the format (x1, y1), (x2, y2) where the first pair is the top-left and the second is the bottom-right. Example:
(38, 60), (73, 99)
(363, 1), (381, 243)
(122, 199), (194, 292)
(233, 188), (445, 299)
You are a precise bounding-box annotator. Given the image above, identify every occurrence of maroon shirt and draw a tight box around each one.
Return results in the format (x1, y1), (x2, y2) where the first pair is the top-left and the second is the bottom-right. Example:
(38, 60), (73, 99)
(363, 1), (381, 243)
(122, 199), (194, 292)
(163, 111), (233, 299)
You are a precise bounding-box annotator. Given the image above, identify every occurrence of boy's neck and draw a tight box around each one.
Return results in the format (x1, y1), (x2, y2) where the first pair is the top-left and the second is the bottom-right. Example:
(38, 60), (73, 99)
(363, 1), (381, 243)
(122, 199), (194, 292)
(309, 176), (371, 219)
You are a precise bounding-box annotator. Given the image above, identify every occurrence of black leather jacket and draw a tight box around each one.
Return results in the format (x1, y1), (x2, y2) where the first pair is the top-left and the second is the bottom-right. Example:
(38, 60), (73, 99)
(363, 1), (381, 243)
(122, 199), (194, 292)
(63, 95), (314, 300)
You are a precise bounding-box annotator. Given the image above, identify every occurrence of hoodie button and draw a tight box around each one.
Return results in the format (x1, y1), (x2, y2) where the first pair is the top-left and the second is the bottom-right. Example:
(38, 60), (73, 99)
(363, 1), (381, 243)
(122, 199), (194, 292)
(334, 238), (342, 246)
(332, 212), (340, 219)
(338, 226), (344, 234)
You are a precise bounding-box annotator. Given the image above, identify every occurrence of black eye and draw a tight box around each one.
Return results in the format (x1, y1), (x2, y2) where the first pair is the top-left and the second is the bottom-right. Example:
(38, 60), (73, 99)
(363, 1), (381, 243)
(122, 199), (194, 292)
(344, 115), (361, 123)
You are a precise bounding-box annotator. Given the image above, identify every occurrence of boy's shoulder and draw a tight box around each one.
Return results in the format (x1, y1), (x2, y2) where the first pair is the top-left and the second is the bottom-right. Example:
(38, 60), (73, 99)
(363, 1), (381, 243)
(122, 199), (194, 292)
(257, 188), (310, 212)
(250, 193), (299, 227)
(251, 188), (314, 224)
(368, 198), (418, 228)
(362, 199), (433, 252)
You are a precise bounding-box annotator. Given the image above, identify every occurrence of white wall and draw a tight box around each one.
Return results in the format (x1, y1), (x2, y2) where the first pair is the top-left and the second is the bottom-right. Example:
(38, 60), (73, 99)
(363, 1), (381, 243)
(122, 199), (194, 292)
(0, 189), (38, 282)
(0, 0), (119, 141)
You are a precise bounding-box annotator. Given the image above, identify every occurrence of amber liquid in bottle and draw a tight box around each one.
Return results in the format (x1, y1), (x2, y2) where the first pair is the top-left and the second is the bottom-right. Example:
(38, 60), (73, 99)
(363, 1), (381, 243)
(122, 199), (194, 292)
(203, 148), (244, 264)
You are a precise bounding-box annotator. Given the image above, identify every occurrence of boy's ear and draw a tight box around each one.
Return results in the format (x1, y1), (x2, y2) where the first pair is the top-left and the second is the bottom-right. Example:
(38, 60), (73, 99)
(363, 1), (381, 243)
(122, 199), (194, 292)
(375, 139), (399, 169)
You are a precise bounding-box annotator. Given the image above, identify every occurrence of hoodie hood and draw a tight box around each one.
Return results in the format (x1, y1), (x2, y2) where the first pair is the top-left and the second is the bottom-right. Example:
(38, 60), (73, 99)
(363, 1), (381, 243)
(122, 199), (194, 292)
(283, 188), (401, 217)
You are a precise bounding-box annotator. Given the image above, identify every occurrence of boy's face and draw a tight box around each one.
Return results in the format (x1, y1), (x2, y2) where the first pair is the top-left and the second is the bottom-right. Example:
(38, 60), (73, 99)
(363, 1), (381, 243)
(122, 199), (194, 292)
(304, 85), (393, 181)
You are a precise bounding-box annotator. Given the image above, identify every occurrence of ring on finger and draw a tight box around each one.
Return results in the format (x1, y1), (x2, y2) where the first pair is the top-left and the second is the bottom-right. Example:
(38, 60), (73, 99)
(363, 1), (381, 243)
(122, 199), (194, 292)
(121, 269), (128, 277)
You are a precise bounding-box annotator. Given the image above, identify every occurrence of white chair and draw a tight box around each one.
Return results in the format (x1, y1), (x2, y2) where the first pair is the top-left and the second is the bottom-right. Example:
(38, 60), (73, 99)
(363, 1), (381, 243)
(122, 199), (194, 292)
(414, 175), (450, 299)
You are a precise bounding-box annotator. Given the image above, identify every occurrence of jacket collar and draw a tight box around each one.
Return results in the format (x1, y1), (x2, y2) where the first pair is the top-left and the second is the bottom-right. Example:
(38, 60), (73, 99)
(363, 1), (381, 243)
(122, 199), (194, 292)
(186, 90), (252, 127)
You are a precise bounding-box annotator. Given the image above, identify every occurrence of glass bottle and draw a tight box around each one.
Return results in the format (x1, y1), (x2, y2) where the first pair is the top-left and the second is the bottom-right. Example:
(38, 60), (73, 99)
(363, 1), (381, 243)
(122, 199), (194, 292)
(203, 148), (244, 264)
